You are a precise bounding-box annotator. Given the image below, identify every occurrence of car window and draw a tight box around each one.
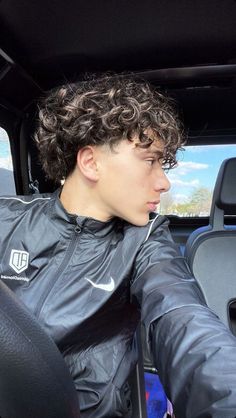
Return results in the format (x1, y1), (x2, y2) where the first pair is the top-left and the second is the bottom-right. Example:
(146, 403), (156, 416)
(160, 144), (236, 217)
(0, 127), (16, 195)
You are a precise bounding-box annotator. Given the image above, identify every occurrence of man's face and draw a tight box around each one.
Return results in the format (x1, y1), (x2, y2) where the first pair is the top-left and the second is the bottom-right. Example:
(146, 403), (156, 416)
(95, 136), (171, 226)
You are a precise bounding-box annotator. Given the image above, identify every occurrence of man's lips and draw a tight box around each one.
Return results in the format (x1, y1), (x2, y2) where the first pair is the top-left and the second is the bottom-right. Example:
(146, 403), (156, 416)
(147, 202), (159, 211)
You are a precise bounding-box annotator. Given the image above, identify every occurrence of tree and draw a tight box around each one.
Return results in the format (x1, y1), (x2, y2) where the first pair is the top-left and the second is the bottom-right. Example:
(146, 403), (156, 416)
(188, 187), (212, 216)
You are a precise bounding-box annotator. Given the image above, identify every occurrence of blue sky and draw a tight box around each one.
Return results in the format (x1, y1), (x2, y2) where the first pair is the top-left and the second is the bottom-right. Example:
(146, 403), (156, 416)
(0, 141), (10, 158)
(0, 131), (13, 170)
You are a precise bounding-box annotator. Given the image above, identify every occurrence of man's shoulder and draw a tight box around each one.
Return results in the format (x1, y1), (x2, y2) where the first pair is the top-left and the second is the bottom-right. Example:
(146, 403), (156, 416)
(0, 193), (53, 215)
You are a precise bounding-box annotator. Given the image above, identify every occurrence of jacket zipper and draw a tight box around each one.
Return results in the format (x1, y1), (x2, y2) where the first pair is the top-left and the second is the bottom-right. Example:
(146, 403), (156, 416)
(35, 225), (81, 319)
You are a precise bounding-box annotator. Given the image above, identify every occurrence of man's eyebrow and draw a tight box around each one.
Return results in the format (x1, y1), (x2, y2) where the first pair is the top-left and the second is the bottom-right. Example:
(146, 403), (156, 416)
(136, 144), (164, 158)
(144, 149), (164, 157)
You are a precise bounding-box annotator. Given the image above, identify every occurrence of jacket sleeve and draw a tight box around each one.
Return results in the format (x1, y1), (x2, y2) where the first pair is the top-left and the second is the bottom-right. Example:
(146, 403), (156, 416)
(130, 216), (236, 418)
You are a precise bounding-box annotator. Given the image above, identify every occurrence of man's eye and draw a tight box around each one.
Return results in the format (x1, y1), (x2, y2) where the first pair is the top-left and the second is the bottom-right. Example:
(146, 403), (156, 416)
(146, 159), (155, 165)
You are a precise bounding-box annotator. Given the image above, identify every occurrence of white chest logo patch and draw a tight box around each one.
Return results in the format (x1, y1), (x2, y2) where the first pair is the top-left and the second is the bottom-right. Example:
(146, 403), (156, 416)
(9, 249), (29, 274)
(85, 277), (115, 292)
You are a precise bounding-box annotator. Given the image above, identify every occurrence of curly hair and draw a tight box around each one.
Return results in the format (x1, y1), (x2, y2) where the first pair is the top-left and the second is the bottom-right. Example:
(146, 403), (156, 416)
(35, 75), (184, 182)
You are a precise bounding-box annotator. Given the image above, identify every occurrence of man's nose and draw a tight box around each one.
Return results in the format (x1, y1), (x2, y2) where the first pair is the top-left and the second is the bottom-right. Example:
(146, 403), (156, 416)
(154, 167), (171, 193)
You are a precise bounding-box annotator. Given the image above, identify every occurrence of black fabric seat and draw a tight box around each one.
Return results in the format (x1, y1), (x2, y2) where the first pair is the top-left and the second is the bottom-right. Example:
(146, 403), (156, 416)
(0, 279), (80, 418)
(185, 158), (236, 332)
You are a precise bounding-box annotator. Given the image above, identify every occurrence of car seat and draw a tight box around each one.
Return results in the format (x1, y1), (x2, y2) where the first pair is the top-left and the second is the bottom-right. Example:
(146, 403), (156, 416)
(185, 157), (236, 332)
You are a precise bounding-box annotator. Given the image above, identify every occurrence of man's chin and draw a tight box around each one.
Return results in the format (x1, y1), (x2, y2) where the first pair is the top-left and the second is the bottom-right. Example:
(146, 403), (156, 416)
(128, 215), (150, 227)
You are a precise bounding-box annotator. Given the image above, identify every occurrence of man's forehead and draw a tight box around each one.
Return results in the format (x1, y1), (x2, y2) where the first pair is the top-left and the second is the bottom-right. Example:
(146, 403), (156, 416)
(133, 137), (165, 153)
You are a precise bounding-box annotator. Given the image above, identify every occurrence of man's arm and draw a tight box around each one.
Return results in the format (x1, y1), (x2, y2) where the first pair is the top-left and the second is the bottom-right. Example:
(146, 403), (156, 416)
(131, 217), (236, 418)
(151, 305), (236, 418)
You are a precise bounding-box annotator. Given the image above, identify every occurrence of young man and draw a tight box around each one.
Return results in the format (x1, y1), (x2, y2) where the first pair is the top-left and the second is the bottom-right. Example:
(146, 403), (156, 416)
(1, 76), (236, 418)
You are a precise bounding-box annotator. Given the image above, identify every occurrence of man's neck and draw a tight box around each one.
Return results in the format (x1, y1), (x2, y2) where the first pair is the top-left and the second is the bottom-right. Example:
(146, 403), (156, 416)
(60, 176), (110, 222)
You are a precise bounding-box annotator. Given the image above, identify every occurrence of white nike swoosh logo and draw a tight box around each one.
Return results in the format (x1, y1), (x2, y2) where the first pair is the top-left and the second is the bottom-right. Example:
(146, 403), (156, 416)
(85, 277), (115, 292)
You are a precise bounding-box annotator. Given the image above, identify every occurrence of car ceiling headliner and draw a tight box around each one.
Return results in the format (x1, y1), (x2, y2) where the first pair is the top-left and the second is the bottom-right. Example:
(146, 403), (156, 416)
(1, 0), (236, 82)
(0, 0), (236, 136)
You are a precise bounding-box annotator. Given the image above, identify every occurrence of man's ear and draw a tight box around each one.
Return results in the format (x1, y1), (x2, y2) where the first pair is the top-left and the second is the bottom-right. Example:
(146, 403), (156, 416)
(76, 146), (99, 182)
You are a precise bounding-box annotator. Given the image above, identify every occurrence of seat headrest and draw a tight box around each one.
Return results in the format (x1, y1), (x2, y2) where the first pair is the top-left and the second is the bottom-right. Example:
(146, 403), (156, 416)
(212, 158), (236, 215)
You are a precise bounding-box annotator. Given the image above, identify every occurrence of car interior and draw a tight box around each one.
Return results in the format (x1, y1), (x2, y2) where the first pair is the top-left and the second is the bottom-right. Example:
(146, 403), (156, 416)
(0, 1), (236, 417)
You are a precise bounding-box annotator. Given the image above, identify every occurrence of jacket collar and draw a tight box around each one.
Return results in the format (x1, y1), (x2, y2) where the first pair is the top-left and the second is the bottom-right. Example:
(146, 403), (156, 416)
(48, 188), (121, 237)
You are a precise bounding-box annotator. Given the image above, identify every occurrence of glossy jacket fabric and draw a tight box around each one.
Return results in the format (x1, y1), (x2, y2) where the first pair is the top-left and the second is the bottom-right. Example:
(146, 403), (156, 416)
(0, 190), (236, 418)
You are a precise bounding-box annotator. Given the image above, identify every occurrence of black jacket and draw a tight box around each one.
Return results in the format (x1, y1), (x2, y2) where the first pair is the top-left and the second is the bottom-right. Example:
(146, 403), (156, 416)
(0, 190), (236, 418)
